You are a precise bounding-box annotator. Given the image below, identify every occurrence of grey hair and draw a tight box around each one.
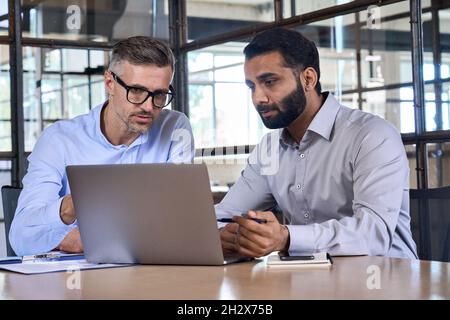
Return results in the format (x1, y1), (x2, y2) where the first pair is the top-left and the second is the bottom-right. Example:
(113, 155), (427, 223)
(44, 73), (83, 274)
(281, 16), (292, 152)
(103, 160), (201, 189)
(108, 36), (175, 75)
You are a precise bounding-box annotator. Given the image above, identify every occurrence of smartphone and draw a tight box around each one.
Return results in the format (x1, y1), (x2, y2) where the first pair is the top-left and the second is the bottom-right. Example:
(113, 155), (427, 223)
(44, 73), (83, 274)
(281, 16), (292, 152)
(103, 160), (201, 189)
(278, 251), (315, 261)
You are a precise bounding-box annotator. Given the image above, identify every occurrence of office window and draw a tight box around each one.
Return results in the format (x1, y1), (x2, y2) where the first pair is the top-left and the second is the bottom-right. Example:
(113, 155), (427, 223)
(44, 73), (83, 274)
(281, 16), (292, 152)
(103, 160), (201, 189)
(362, 87), (414, 134)
(22, 47), (108, 151)
(0, 0), (447, 192)
(360, 2), (413, 89)
(186, 0), (274, 41)
(20, 0), (169, 41)
(91, 75), (107, 107)
(427, 142), (450, 188)
(0, 0), (7, 36)
(405, 144), (417, 189)
(294, 13), (358, 94)
(283, 0), (354, 18)
(337, 93), (359, 109)
(424, 82), (450, 132)
(423, 6), (450, 133)
(41, 74), (62, 120)
(62, 49), (88, 72)
(22, 48), (38, 152)
(188, 41), (269, 148)
(64, 75), (90, 118)
(0, 159), (10, 257)
(439, 8), (450, 82)
(0, 160), (11, 220)
(0, 45), (10, 152)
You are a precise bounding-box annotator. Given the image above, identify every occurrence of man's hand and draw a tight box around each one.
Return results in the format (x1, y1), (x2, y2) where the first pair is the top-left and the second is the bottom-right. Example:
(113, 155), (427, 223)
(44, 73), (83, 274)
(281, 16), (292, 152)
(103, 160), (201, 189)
(233, 210), (289, 257)
(56, 227), (83, 253)
(219, 222), (240, 254)
(60, 194), (76, 225)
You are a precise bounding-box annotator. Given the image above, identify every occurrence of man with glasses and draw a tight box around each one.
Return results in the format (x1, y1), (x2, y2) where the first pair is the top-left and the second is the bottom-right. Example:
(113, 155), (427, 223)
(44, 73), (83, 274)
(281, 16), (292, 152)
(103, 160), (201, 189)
(217, 28), (418, 260)
(10, 36), (194, 255)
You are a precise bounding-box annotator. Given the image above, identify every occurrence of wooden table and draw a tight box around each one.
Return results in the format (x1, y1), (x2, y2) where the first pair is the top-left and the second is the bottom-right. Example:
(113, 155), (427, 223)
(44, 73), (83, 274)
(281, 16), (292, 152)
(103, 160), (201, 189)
(0, 256), (448, 299)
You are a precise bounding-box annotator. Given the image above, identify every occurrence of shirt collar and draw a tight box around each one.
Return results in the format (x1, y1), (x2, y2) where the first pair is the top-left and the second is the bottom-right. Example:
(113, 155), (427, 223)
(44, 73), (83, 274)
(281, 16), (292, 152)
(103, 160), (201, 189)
(279, 92), (340, 148)
(307, 92), (340, 141)
(94, 100), (149, 148)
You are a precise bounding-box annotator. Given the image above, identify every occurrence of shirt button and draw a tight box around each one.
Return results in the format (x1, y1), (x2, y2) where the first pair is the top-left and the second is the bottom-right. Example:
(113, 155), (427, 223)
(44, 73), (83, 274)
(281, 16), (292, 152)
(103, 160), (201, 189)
(299, 153), (305, 158)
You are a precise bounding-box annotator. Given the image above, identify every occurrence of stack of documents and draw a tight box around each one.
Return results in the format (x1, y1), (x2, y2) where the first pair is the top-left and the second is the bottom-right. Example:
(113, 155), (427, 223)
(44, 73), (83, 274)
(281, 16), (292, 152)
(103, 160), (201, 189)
(266, 252), (333, 269)
(0, 252), (132, 275)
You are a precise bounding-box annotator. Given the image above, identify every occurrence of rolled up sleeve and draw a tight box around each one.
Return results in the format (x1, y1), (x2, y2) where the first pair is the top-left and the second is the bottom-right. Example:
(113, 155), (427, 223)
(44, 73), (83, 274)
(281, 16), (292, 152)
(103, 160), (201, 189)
(9, 130), (75, 256)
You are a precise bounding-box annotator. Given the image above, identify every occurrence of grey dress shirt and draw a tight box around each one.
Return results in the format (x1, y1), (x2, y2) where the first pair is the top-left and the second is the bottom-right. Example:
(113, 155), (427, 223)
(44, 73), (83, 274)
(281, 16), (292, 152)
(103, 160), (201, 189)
(215, 92), (418, 259)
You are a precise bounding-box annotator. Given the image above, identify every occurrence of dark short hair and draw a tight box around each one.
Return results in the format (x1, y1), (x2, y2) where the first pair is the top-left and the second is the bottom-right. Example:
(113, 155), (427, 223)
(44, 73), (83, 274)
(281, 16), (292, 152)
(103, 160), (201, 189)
(244, 28), (321, 94)
(109, 36), (175, 73)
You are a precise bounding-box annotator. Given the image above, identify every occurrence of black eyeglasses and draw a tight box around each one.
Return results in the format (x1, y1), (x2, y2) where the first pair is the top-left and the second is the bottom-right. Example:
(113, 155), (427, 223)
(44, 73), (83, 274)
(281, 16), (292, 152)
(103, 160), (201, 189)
(110, 71), (174, 108)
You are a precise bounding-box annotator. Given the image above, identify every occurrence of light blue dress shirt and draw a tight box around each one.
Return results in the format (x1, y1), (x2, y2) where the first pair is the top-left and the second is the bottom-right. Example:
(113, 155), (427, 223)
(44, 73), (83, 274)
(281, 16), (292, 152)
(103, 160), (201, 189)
(10, 102), (195, 256)
(215, 92), (418, 259)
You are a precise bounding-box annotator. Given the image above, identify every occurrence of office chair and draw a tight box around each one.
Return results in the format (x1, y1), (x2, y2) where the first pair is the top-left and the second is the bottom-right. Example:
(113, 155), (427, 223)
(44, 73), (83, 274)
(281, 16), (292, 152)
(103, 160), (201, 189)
(410, 187), (450, 262)
(1, 186), (22, 256)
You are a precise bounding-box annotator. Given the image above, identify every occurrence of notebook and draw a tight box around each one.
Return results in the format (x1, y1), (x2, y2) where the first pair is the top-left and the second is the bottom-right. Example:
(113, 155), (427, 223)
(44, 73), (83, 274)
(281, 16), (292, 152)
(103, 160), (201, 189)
(0, 252), (132, 275)
(266, 252), (333, 269)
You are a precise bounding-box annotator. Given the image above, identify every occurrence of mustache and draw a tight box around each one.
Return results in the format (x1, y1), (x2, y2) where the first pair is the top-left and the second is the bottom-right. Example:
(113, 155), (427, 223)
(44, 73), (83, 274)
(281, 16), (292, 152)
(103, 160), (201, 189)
(256, 104), (278, 113)
(131, 111), (153, 117)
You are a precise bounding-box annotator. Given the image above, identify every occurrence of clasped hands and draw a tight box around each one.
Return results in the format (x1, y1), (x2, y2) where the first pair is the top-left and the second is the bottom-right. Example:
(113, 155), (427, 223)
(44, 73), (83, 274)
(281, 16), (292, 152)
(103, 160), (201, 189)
(220, 210), (289, 258)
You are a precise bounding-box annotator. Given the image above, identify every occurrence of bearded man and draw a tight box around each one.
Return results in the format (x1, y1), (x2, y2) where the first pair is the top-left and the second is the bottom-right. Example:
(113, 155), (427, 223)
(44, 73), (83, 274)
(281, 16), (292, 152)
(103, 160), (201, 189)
(216, 28), (418, 260)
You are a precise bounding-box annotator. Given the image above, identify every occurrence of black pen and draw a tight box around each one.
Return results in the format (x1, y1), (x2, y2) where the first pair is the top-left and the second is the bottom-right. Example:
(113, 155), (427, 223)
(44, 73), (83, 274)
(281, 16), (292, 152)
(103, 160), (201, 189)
(217, 217), (268, 224)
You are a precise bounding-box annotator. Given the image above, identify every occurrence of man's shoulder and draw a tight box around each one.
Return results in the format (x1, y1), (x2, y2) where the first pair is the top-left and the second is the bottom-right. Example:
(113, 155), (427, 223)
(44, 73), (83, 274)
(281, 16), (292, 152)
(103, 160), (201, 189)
(337, 105), (400, 139)
(38, 109), (96, 142)
(160, 109), (189, 122)
(156, 109), (191, 129)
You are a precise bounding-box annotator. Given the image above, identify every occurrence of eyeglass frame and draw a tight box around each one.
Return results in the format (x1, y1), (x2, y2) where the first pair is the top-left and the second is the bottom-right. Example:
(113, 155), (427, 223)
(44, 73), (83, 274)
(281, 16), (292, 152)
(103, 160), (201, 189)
(109, 70), (175, 108)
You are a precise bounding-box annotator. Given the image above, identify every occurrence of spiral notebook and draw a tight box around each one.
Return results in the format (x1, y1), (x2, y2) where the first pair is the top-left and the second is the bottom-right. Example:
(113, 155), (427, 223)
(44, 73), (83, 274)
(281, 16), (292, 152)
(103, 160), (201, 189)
(266, 252), (333, 269)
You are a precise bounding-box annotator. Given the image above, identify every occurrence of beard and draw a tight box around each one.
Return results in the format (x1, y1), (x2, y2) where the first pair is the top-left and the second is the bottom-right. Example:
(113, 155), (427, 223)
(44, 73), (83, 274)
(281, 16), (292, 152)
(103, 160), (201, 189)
(256, 82), (307, 129)
(126, 111), (154, 134)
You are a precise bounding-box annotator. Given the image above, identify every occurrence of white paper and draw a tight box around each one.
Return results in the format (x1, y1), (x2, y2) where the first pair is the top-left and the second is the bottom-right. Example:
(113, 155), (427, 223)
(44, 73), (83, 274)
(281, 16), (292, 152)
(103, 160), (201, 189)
(0, 259), (132, 275)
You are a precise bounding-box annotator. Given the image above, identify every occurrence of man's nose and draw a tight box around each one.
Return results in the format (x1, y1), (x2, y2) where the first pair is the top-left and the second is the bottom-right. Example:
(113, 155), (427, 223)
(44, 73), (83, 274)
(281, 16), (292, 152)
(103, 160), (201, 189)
(140, 96), (155, 113)
(253, 86), (269, 105)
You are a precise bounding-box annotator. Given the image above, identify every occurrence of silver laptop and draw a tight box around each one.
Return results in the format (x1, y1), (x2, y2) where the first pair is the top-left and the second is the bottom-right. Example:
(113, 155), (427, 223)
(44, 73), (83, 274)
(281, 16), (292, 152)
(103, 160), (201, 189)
(66, 163), (250, 265)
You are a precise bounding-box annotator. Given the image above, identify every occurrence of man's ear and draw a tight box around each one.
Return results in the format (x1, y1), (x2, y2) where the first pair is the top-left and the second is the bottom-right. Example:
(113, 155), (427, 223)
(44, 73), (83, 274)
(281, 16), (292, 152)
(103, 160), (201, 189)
(104, 71), (114, 96)
(303, 67), (318, 92)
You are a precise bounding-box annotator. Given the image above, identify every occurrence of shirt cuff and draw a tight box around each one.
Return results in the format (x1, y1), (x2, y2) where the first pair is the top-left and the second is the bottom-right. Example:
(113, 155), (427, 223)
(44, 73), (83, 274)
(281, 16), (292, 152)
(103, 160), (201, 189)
(42, 197), (75, 229)
(286, 224), (316, 254)
(217, 222), (227, 229)
(49, 197), (78, 249)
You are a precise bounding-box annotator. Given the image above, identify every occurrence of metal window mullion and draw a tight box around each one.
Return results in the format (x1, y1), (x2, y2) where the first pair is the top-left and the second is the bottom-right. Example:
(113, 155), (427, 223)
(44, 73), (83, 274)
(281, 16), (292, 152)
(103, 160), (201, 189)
(8, 0), (25, 187)
(411, 0), (431, 261)
(355, 12), (363, 110)
(290, 0), (296, 17)
(274, 0), (283, 22)
(60, 49), (65, 119)
(410, 0), (428, 190)
(431, 0), (443, 187)
(169, 0), (188, 115)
